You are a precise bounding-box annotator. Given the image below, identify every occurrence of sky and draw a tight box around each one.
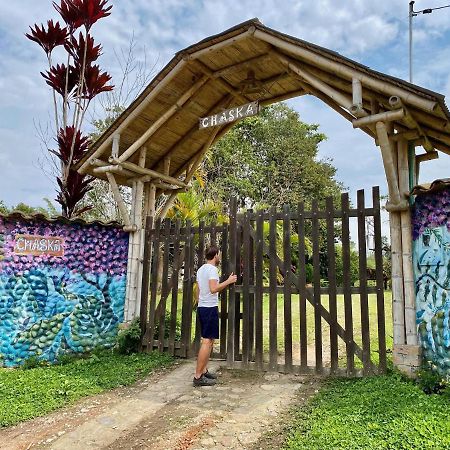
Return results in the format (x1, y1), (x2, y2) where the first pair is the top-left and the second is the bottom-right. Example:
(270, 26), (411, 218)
(1, 0), (450, 213)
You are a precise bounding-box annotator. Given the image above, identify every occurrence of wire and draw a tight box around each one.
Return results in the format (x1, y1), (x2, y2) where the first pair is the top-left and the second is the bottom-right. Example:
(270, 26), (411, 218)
(414, 4), (450, 14)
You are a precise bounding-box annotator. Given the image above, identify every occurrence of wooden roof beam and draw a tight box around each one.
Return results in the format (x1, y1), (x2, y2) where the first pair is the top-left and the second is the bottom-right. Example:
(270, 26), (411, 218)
(184, 25), (256, 61)
(150, 94), (233, 172)
(116, 75), (209, 163)
(254, 28), (439, 113)
(353, 109), (404, 128)
(175, 121), (236, 179)
(189, 59), (251, 104)
(108, 158), (188, 188)
(211, 52), (270, 78)
(389, 96), (434, 152)
(106, 172), (134, 229)
(78, 58), (187, 174)
(271, 49), (367, 116)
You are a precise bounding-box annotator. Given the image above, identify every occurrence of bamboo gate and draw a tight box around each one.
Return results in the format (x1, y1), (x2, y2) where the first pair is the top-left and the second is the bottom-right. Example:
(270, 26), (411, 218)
(140, 187), (387, 376)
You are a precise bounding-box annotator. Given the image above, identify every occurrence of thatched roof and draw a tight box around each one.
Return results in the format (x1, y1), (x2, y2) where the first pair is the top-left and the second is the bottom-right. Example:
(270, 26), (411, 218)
(76, 18), (450, 186)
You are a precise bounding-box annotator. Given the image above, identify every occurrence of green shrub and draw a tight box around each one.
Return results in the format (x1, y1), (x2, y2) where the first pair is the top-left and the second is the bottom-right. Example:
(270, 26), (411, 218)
(416, 361), (449, 395)
(116, 319), (142, 355)
(21, 356), (44, 370)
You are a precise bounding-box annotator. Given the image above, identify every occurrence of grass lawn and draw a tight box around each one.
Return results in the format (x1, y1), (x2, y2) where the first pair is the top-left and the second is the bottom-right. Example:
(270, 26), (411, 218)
(0, 351), (173, 428)
(281, 372), (450, 449)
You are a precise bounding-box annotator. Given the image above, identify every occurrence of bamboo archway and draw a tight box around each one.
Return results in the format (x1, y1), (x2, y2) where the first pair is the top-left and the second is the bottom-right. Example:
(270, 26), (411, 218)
(76, 18), (450, 372)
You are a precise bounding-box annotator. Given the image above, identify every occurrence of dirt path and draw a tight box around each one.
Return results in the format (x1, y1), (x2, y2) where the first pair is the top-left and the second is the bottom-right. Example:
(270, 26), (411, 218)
(1, 361), (322, 450)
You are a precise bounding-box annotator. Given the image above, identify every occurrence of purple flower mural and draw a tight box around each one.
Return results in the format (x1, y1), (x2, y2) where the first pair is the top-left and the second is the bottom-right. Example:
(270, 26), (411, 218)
(412, 186), (450, 375)
(0, 215), (128, 366)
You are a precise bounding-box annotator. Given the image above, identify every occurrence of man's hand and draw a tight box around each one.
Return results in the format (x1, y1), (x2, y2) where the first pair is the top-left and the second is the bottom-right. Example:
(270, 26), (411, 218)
(227, 272), (237, 285)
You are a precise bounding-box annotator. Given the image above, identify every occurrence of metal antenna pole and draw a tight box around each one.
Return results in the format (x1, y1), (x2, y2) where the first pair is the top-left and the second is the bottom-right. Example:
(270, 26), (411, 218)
(409, 1), (415, 83)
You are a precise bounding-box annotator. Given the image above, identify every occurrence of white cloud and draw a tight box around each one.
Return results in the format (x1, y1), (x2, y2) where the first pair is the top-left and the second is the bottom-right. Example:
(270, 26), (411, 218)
(0, 0), (450, 211)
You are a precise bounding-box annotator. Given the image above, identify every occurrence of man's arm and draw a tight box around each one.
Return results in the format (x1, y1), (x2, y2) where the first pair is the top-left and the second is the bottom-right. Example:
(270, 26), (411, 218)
(209, 272), (237, 294)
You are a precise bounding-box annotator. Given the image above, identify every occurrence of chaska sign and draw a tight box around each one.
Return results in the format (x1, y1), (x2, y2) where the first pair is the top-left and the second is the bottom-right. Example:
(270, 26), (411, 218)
(14, 234), (65, 257)
(199, 101), (259, 129)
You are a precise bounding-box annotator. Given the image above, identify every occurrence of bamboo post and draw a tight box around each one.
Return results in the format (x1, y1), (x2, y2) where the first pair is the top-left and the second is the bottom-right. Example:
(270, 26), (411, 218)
(133, 148), (147, 318)
(124, 179), (137, 322)
(398, 138), (417, 345)
(375, 121), (403, 206)
(390, 140), (406, 347)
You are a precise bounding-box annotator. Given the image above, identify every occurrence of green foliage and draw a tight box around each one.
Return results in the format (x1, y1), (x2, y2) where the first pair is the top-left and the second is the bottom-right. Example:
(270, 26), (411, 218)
(116, 319), (142, 355)
(0, 351), (173, 427)
(203, 103), (343, 209)
(0, 199), (58, 217)
(334, 244), (360, 286)
(416, 361), (449, 395)
(283, 373), (450, 449)
(167, 182), (227, 225)
(305, 263), (313, 284)
(153, 311), (182, 341)
(21, 356), (43, 370)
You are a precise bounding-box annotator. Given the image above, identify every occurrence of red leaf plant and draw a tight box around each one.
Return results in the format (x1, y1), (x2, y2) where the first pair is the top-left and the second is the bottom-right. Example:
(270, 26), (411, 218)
(41, 63), (79, 97)
(53, 0), (112, 31)
(82, 64), (113, 100)
(65, 32), (102, 66)
(50, 126), (90, 165)
(26, 0), (113, 218)
(56, 170), (94, 217)
(25, 20), (67, 56)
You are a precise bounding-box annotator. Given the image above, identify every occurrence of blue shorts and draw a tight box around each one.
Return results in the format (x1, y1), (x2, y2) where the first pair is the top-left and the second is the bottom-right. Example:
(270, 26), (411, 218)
(197, 306), (219, 339)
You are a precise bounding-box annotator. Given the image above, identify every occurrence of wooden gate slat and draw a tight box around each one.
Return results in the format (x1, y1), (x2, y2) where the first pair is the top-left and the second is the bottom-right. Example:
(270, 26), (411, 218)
(357, 190), (371, 374)
(312, 200), (323, 373)
(248, 218), (255, 362)
(341, 193), (355, 375)
(269, 206), (278, 371)
(158, 219), (171, 352)
(283, 205), (293, 372)
(140, 216), (153, 347)
(255, 210), (264, 369)
(147, 218), (161, 352)
(180, 221), (192, 358)
(234, 222), (242, 360)
(186, 224), (196, 357)
(226, 199), (237, 366)
(297, 203), (308, 370)
(326, 197), (339, 372)
(168, 220), (181, 355)
(194, 221), (205, 354)
(220, 223), (228, 358)
(242, 212), (251, 366)
(373, 186), (387, 373)
(246, 223), (369, 367)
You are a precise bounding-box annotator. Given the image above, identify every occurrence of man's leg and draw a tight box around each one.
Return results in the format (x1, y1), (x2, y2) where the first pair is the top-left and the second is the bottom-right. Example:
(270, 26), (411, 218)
(195, 338), (214, 379)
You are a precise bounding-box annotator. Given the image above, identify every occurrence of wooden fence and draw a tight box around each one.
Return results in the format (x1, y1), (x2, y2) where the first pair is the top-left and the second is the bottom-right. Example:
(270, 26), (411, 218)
(140, 187), (387, 376)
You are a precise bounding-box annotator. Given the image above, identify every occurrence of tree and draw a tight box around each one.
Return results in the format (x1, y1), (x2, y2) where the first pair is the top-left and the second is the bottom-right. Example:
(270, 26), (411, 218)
(0, 199), (58, 217)
(26, 0), (113, 218)
(203, 103), (343, 210)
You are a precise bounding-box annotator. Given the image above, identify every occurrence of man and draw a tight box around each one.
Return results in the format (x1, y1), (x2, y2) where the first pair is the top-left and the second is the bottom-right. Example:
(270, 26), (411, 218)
(193, 246), (237, 387)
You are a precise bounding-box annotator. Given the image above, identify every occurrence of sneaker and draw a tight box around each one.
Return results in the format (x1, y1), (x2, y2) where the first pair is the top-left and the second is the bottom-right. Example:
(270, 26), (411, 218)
(193, 374), (216, 387)
(203, 370), (218, 380)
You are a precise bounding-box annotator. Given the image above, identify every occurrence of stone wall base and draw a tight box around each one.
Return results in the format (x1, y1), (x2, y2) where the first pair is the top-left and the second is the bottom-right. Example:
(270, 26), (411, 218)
(393, 344), (422, 377)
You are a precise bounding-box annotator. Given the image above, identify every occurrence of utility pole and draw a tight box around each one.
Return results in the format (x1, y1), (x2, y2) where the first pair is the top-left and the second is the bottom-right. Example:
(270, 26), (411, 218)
(409, 1), (450, 83)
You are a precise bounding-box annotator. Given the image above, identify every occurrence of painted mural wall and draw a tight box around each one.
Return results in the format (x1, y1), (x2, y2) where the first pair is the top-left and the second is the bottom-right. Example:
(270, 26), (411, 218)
(412, 187), (450, 374)
(0, 214), (128, 367)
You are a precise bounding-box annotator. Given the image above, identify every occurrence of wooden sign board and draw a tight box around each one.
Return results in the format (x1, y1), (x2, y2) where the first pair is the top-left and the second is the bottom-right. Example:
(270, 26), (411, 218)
(14, 234), (65, 257)
(199, 101), (259, 129)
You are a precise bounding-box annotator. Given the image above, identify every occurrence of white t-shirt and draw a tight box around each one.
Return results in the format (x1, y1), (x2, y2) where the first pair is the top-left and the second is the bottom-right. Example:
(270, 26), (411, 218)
(196, 263), (220, 307)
